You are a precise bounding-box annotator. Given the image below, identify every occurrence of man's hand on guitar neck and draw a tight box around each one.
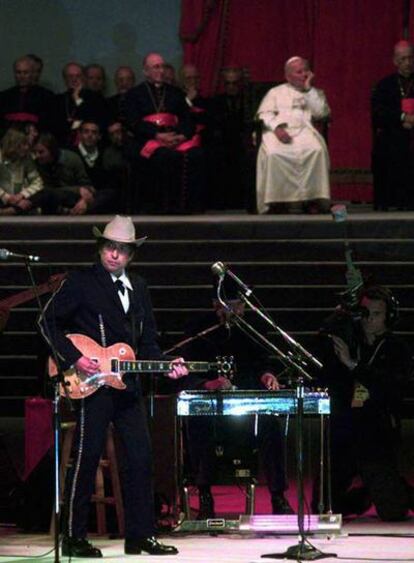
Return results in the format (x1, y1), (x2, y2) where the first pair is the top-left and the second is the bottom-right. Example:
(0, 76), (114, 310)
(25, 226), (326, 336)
(167, 357), (188, 379)
(75, 356), (100, 376)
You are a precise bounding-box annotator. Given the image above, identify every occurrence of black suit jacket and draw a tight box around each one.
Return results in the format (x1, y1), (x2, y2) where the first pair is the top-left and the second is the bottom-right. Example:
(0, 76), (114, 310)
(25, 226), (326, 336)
(39, 263), (162, 378)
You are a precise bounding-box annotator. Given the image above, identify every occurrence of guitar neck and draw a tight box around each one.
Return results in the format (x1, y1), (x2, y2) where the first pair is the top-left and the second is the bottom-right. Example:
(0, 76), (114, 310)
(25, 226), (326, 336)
(120, 360), (211, 373)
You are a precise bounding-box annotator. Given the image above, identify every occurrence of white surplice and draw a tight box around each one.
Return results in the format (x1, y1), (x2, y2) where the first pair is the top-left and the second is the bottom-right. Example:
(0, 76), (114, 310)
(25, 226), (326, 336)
(256, 83), (331, 214)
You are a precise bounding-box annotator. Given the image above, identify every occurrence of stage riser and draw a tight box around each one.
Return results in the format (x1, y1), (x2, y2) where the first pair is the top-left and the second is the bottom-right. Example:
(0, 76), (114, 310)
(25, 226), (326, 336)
(2, 217), (414, 239)
(2, 263), (414, 287)
(0, 240), (413, 262)
(4, 309), (414, 335)
(3, 285), (414, 308)
(0, 216), (414, 417)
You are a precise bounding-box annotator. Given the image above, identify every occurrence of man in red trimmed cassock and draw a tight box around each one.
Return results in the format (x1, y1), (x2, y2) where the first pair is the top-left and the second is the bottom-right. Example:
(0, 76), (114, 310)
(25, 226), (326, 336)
(125, 53), (205, 214)
(0, 56), (54, 132)
(372, 40), (414, 210)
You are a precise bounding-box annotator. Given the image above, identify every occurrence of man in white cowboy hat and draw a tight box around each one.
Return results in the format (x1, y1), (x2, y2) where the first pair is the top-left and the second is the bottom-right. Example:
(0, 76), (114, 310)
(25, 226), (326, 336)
(39, 215), (187, 558)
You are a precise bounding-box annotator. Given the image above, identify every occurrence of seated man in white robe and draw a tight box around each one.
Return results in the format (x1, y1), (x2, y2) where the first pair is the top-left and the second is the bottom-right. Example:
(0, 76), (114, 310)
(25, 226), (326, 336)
(256, 56), (330, 214)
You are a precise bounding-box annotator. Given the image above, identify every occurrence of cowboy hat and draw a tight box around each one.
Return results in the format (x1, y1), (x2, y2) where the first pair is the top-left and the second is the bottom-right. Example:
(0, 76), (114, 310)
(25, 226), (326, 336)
(92, 215), (147, 247)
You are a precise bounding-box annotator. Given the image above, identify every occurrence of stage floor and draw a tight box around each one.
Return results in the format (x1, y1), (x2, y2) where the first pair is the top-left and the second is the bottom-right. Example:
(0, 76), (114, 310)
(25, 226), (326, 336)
(1, 519), (414, 563)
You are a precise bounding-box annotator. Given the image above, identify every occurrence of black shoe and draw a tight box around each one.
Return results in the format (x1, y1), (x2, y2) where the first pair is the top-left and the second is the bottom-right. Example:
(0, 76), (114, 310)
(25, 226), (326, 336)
(271, 493), (294, 515)
(198, 491), (215, 519)
(125, 537), (178, 555)
(62, 537), (102, 558)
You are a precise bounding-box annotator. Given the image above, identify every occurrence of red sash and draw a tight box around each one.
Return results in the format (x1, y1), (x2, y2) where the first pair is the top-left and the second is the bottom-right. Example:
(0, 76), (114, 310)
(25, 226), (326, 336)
(140, 112), (201, 158)
(5, 112), (39, 124)
(143, 112), (178, 128)
(401, 98), (414, 114)
(190, 106), (206, 132)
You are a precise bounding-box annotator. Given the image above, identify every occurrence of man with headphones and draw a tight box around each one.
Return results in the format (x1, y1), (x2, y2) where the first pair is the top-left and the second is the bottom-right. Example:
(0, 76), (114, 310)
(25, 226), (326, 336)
(314, 285), (412, 521)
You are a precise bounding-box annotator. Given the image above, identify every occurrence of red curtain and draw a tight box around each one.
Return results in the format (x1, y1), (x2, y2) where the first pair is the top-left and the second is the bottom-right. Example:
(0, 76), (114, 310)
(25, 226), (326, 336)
(180, 0), (230, 95)
(313, 0), (404, 170)
(409, 1), (414, 40)
(222, 0), (317, 82)
(181, 0), (405, 187)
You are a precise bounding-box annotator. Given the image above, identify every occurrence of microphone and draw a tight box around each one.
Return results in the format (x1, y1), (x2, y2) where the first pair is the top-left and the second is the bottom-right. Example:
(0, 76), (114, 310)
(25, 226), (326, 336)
(211, 261), (252, 296)
(0, 248), (40, 262)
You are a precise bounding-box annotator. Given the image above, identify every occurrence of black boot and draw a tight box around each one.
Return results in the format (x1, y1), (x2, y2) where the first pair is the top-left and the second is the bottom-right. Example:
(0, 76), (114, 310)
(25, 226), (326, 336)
(125, 537), (178, 555)
(271, 493), (294, 515)
(198, 489), (215, 519)
(62, 537), (102, 558)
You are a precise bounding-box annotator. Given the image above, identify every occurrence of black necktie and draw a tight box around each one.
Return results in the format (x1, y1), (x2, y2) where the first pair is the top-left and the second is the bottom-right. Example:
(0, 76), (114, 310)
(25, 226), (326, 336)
(115, 279), (125, 295)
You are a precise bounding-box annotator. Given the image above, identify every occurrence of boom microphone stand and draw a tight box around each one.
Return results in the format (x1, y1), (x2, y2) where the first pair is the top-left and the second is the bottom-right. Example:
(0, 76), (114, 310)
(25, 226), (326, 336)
(214, 269), (336, 561)
(24, 258), (71, 563)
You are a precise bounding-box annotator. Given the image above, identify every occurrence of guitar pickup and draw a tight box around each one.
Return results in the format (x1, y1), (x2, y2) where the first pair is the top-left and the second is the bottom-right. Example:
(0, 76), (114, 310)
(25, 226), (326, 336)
(111, 358), (120, 373)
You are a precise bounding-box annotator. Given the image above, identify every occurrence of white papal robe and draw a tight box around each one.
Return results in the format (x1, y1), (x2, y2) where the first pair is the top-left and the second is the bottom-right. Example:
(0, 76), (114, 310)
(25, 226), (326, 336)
(256, 83), (330, 214)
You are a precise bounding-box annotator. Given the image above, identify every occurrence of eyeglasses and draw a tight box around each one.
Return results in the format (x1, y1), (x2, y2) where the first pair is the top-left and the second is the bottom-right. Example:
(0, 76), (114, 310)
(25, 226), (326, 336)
(103, 241), (134, 255)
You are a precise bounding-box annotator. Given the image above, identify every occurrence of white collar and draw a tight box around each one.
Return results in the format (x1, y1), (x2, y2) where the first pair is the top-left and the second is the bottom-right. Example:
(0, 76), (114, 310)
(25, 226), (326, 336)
(111, 272), (133, 291)
(78, 143), (99, 163)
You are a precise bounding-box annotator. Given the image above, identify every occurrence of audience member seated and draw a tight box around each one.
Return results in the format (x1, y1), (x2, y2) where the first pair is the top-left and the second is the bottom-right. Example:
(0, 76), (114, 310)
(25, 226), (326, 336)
(371, 41), (414, 210)
(209, 66), (254, 211)
(108, 66), (136, 126)
(7, 120), (40, 153)
(314, 285), (412, 521)
(85, 63), (107, 95)
(25, 54), (44, 85)
(34, 132), (95, 215)
(0, 126), (49, 215)
(180, 64), (210, 134)
(0, 55), (54, 132)
(105, 121), (133, 211)
(163, 63), (177, 86)
(256, 56), (330, 214)
(125, 52), (205, 214)
(50, 62), (110, 147)
(72, 120), (121, 213)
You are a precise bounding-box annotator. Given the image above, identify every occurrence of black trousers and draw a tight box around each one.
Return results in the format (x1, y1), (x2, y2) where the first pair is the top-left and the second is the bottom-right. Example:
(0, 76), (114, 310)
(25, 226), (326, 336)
(64, 387), (155, 540)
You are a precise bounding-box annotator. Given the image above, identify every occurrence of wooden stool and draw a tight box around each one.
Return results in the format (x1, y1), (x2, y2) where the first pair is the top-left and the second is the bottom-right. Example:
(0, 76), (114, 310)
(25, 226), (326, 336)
(51, 422), (125, 536)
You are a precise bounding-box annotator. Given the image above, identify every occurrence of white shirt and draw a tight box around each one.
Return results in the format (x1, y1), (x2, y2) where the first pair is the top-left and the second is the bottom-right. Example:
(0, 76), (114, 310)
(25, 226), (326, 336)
(111, 272), (133, 313)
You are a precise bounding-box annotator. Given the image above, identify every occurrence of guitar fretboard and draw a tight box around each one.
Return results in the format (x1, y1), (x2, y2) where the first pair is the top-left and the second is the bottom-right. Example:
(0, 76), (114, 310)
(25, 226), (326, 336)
(119, 360), (210, 373)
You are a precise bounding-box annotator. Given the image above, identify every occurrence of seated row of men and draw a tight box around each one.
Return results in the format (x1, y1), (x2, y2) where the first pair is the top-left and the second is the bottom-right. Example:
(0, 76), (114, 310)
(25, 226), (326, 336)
(0, 51), (333, 215)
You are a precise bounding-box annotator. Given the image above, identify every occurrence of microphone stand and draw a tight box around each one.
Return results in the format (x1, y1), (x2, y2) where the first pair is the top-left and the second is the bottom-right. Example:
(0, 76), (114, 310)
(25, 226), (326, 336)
(215, 275), (335, 561)
(25, 259), (71, 563)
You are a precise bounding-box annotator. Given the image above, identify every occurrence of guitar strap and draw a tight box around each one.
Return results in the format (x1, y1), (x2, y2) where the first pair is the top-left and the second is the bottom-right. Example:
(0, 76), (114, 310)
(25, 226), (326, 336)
(129, 308), (137, 354)
(98, 314), (107, 347)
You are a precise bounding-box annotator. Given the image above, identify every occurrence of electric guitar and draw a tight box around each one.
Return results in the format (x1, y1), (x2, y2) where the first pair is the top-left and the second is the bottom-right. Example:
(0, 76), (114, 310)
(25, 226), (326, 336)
(48, 333), (234, 399)
(0, 273), (66, 332)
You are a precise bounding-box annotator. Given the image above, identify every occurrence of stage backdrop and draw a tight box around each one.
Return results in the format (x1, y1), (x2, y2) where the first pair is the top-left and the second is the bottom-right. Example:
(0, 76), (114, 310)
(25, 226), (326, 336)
(0, 0), (182, 95)
(181, 0), (406, 201)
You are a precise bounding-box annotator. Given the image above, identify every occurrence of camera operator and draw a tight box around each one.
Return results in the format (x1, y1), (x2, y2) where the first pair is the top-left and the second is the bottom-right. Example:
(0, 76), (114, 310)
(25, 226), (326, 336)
(313, 285), (412, 521)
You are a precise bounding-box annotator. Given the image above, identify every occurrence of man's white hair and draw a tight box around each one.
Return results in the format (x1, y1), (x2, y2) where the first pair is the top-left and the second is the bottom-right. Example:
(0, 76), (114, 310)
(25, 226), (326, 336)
(284, 56), (308, 74)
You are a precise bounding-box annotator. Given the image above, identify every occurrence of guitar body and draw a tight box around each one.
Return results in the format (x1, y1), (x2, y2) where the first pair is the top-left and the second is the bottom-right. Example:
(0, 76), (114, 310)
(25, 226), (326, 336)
(48, 334), (136, 399)
(48, 334), (233, 400)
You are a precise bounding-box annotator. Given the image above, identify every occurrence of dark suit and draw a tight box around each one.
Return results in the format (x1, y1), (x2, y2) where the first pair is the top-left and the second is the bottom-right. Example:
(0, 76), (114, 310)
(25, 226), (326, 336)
(72, 147), (121, 213)
(371, 73), (414, 209)
(39, 263), (162, 540)
(0, 84), (54, 131)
